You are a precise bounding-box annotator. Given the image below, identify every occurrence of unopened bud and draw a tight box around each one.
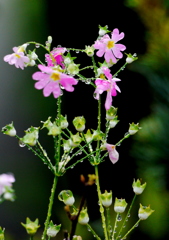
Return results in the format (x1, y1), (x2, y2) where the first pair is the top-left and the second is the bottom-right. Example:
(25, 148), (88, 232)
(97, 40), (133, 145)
(73, 116), (86, 132)
(129, 123), (141, 135)
(1, 122), (16, 137)
(114, 198), (127, 213)
(21, 127), (39, 146)
(101, 190), (112, 207)
(21, 218), (40, 236)
(78, 208), (89, 225)
(106, 106), (118, 120)
(138, 204), (154, 220)
(132, 179), (146, 195)
(47, 221), (61, 237)
(84, 46), (95, 57)
(58, 190), (75, 206)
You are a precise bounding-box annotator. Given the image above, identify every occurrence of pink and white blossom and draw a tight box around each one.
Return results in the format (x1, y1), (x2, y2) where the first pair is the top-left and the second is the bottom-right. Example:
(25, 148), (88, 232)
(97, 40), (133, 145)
(94, 67), (121, 110)
(0, 173), (15, 195)
(45, 48), (66, 68)
(4, 46), (29, 69)
(106, 144), (119, 164)
(32, 65), (78, 98)
(94, 28), (126, 63)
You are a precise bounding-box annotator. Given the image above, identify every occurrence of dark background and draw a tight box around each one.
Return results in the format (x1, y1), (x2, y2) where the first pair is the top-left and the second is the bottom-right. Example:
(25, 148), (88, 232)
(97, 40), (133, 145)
(0, 0), (169, 239)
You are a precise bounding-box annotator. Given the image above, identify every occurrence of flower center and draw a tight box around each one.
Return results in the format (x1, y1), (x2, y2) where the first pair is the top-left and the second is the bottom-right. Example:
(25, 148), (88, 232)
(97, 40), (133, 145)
(14, 54), (21, 58)
(107, 40), (114, 49)
(51, 72), (60, 81)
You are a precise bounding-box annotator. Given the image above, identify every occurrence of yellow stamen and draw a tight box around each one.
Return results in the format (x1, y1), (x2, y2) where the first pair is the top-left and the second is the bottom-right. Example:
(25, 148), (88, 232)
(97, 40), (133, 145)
(107, 40), (114, 49)
(14, 54), (21, 58)
(51, 72), (60, 81)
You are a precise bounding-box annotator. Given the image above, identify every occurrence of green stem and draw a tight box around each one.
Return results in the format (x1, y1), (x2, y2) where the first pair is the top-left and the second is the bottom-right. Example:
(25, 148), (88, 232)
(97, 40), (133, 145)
(112, 213), (119, 240)
(95, 166), (109, 240)
(116, 194), (137, 239)
(106, 207), (112, 240)
(87, 224), (102, 240)
(121, 219), (141, 240)
(55, 96), (62, 168)
(41, 176), (58, 240)
(115, 134), (130, 147)
(113, 62), (128, 78)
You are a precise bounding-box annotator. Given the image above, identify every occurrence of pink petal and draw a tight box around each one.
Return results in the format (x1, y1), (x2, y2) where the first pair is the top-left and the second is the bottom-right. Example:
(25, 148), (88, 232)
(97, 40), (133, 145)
(111, 29), (125, 42)
(43, 81), (58, 97)
(32, 72), (48, 81)
(34, 78), (50, 89)
(60, 75), (78, 92)
(95, 79), (110, 91)
(105, 50), (117, 63)
(105, 90), (112, 110)
(106, 144), (119, 164)
(38, 64), (52, 74)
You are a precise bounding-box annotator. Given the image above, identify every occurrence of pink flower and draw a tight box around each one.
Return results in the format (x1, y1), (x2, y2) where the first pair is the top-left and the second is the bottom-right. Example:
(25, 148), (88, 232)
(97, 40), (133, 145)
(4, 46), (29, 69)
(0, 173), (15, 195)
(94, 28), (126, 63)
(45, 48), (66, 68)
(94, 67), (121, 110)
(106, 144), (119, 164)
(32, 65), (78, 98)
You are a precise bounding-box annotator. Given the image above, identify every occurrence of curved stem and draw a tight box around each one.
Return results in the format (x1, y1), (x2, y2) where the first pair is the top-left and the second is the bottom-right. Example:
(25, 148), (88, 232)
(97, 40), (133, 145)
(95, 166), (108, 240)
(121, 219), (141, 240)
(41, 176), (58, 240)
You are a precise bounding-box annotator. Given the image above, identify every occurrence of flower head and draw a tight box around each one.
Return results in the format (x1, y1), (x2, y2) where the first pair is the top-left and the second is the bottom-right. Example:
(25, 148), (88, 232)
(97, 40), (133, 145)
(45, 47), (66, 68)
(4, 45), (29, 69)
(105, 144), (119, 164)
(94, 28), (126, 63)
(138, 204), (154, 220)
(94, 67), (121, 110)
(32, 65), (78, 98)
(132, 179), (146, 195)
(1, 122), (16, 137)
(47, 221), (61, 238)
(21, 218), (40, 235)
(114, 198), (128, 213)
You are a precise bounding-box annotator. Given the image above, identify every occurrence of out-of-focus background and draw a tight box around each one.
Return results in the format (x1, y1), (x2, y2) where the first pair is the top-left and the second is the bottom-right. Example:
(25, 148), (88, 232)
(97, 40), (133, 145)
(0, 0), (169, 239)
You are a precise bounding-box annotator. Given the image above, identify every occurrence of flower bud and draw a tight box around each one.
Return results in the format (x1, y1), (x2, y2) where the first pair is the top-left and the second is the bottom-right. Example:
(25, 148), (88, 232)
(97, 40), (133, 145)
(48, 123), (61, 136)
(1, 122), (16, 137)
(109, 117), (119, 128)
(73, 235), (82, 240)
(126, 53), (138, 64)
(47, 36), (53, 44)
(41, 117), (53, 129)
(73, 116), (86, 132)
(92, 129), (104, 141)
(132, 179), (146, 195)
(69, 133), (82, 147)
(47, 221), (61, 238)
(60, 115), (69, 129)
(106, 106), (118, 120)
(58, 190), (75, 206)
(114, 198), (127, 213)
(3, 186), (15, 201)
(129, 123), (141, 135)
(21, 218), (40, 236)
(67, 63), (79, 75)
(78, 208), (89, 225)
(138, 204), (154, 220)
(0, 227), (5, 240)
(83, 129), (93, 143)
(98, 25), (110, 36)
(21, 127), (39, 146)
(100, 190), (112, 207)
(84, 46), (95, 57)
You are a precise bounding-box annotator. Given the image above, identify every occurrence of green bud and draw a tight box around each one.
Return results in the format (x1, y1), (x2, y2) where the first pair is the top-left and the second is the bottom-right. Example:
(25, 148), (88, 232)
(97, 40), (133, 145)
(83, 129), (93, 143)
(78, 208), (89, 225)
(138, 204), (154, 220)
(73, 235), (82, 240)
(73, 116), (86, 132)
(109, 116), (119, 128)
(106, 106), (118, 120)
(67, 63), (79, 75)
(62, 139), (71, 152)
(41, 117), (53, 129)
(21, 127), (39, 146)
(0, 227), (5, 240)
(98, 25), (111, 36)
(1, 122), (16, 137)
(84, 46), (95, 57)
(132, 179), (146, 195)
(114, 198), (128, 213)
(100, 190), (112, 207)
(92, 129), (104, 141)
(58, 190), (75, 206)
(3, 186), (15, 201)
(70, 133), (82, 147)
(47, 221), (61, 237)
(48, 123), (61, 136)
(129, 123), (141, 135)
(60, 115), (69, 129)
(21, 218), (40, 236)
(125, 53), (138, 64)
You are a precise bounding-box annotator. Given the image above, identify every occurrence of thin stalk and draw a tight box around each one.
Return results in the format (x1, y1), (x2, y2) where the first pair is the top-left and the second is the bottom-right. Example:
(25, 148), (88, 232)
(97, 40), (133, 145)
(116, 194), (137, 239)
(112, 213), (119, 240)
(41, 176), (58, 240)
(106, 207), (112, 240)
(115, 134), (130, 147)
(95, 166), (109, 240)
(86, 224), (102, 240)
(55, 96), (62, 167)
(121, 219), (141, 240)
(113, 62), (128, 78)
